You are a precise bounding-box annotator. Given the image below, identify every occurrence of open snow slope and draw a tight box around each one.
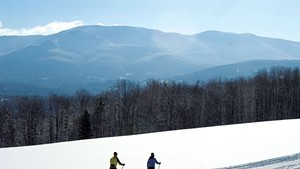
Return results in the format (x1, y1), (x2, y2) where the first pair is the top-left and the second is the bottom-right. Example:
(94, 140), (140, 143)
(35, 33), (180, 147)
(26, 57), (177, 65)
(0, 119), (300, 169)
(217, 152), (300, 169)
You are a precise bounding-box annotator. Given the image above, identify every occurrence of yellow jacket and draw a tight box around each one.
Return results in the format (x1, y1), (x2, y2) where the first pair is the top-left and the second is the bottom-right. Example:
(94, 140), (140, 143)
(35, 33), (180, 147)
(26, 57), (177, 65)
(110, 156), (123, 166)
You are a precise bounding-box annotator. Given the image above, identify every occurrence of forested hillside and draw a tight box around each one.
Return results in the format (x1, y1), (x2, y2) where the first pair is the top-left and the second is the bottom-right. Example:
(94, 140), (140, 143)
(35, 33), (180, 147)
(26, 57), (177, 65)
(1, 66), (300, 147)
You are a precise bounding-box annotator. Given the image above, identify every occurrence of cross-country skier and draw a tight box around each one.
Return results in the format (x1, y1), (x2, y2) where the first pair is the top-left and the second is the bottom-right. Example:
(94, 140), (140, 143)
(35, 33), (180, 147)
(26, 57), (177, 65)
(147, 152), (161, 169)
(110, 152), (125, 169)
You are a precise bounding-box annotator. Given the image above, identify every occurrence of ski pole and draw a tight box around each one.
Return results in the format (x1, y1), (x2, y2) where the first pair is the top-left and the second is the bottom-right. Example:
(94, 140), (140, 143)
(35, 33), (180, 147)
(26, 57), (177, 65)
(158, 164), (161, 169)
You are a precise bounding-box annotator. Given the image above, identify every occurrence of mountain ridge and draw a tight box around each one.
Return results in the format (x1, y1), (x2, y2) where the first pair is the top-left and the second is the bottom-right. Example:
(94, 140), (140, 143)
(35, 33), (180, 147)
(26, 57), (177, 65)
(173, 59), (300, 83)
(1, 25), (300, 95)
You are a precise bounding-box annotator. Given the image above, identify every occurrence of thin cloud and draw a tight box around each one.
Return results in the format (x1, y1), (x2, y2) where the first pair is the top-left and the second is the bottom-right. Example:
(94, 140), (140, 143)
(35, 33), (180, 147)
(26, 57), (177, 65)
(96, 23), (104, 26)
(0, 20), (84, 36)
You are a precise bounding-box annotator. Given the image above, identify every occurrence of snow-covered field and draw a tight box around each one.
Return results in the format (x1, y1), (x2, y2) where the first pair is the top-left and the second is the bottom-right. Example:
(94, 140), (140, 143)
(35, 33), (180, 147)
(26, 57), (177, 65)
(0, 119), (300, 169)
(217, 152), (300, 169)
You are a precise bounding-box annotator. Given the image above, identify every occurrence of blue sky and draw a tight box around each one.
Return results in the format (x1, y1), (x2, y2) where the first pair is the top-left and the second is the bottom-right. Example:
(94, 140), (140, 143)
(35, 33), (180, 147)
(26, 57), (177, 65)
(1, 0), (300, 41)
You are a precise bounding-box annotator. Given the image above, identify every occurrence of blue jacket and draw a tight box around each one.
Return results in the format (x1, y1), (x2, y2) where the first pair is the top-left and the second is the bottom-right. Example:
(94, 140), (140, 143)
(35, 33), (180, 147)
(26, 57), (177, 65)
(147, 157), (159, 167)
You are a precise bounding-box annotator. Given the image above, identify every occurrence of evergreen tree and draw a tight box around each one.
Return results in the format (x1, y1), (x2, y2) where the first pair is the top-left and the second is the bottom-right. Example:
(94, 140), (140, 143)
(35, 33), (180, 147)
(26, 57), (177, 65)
(79, 110), (92, 139)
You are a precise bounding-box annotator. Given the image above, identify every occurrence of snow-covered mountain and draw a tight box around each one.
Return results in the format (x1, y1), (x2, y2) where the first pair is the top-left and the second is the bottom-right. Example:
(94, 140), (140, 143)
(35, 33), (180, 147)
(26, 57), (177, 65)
(1, 25), (300, 95)
(0, 119), (300, 169)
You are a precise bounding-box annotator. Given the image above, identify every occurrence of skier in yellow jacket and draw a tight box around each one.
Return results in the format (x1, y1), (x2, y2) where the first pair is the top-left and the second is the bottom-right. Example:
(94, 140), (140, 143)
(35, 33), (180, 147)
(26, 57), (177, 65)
(110, 152), (125, 169)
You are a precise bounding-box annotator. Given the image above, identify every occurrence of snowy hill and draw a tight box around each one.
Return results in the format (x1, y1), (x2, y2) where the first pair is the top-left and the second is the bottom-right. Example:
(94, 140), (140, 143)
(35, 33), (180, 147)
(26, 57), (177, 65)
(0, 119), (300, 169)
(217, 153), (300, 169)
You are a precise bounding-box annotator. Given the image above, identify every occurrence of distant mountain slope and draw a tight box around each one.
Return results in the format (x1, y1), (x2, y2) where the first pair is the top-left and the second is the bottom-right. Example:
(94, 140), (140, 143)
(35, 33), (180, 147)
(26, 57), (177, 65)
(194, 31), (300, 64)
(173, 59), (300, 83)
(0, 35), (42, 55)
(1, 25), (300, 95)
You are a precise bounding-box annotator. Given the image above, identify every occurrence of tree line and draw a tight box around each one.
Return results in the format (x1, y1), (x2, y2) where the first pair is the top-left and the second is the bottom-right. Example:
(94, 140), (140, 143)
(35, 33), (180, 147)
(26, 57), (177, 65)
(1, 66), (300, 147)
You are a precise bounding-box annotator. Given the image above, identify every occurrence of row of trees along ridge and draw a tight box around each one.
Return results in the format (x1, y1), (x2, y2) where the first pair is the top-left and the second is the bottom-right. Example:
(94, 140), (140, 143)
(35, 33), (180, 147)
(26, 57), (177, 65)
(1, 66), (300, 147)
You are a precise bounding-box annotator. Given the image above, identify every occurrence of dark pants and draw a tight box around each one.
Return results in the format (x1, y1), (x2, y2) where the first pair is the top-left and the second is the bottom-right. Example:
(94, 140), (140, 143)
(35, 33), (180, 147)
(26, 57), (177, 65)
(110, 165), (117, 169)
(148, 167), (155, 169)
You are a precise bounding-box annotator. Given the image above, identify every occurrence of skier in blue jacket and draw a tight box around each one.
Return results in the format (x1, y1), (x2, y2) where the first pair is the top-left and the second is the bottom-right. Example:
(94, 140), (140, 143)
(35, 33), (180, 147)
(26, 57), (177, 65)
(147, 153), (161, 169)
